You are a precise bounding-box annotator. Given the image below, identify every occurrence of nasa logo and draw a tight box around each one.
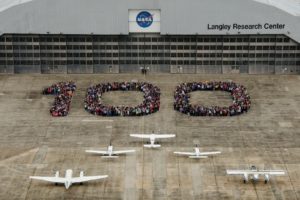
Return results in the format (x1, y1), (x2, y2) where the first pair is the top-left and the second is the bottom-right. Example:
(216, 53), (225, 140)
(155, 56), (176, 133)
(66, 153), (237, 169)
(136, 11), (153, 28)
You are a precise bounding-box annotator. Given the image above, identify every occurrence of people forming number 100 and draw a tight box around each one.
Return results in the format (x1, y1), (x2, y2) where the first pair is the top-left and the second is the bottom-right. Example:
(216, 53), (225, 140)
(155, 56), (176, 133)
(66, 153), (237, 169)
(43, 81), (250, 117)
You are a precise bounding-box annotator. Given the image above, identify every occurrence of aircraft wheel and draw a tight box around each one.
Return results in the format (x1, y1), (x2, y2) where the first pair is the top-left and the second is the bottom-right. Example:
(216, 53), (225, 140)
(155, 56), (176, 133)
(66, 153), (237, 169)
(264, 180), (268, 184)
(55, 183), (58, 186)
(243, 180), (246, 184)
(80, 182), (83, 185)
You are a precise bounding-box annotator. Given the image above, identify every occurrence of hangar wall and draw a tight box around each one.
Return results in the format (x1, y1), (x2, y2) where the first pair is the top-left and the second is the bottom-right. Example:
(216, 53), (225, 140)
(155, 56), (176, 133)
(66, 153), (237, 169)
(0, 0), (299, 74)
(1, 34), (299, 75)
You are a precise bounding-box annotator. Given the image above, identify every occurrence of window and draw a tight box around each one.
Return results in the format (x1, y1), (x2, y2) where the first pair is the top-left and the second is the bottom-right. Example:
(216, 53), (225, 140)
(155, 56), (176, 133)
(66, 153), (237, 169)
(223, 46), (229, 50)
(223, 38), (229, 43)
(263, 38), (269, 43)
(184, 38), (190, 42)
(263, 46), (269, 50)
(197, 38), (203, 42)
(196, 60), (202, 65)
(250, 38), (256, 43)
(283, 38), (290, 43)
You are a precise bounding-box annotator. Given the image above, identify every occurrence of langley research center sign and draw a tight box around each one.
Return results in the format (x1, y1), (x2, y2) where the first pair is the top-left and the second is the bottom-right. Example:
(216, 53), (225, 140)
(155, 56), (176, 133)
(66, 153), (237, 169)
(207, 23), (285, 31)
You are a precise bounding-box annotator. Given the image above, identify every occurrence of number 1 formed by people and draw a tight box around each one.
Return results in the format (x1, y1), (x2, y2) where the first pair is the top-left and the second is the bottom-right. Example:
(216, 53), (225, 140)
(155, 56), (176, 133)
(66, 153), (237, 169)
(42, 81), (76, 117)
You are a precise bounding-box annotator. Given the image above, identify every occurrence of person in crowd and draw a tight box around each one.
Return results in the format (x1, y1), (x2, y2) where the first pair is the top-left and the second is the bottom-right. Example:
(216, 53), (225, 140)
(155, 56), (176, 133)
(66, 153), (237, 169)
(173, 81), (251, 116)
(84, 82), (160, 117)
(43, 81), (76, 117)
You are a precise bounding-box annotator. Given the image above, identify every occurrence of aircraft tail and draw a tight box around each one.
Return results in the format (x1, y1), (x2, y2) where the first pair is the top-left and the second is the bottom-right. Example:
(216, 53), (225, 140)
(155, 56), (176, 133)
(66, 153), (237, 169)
(144, 144), (161, 148)
(189, 156), (208, 159)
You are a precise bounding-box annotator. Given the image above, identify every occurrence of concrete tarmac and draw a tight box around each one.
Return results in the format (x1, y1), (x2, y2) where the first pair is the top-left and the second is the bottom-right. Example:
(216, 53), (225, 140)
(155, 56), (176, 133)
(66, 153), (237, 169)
(0, 74), (299, 199)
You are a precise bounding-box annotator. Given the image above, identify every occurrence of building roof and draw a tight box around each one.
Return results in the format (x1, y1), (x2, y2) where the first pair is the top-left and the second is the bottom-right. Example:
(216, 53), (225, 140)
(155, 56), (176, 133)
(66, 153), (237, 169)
(253, 0), (300, 16)
(0, 0), (33, 13)
(1, 0), (300, 16)
(0, 0), (299, 42)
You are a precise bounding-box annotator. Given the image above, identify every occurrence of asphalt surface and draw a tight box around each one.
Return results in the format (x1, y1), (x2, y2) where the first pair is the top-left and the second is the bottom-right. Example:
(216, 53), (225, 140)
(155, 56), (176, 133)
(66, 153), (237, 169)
(0, 74), (299, 200)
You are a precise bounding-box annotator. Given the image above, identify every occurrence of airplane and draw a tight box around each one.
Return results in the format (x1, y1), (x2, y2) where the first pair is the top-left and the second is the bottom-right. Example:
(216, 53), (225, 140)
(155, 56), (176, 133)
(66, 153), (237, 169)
(226, 165), (285, 184)
(130, 133), (176, 148)
(174, 145), (221, 158)
(85, 144), (135, 158)
(29, 169), (108, 189)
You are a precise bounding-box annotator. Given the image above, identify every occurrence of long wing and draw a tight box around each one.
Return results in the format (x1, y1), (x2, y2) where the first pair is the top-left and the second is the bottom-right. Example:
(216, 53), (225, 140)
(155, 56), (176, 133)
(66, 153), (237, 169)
(30, 176), (65, 183)
(174, 152), (196, 156)
(154, 134), (176, 139)
(85, 150), (108, 155)
(113, 150), (135, 155)
(130, 134), (151, 138)
(226, 170), (246, 175)
(227, 170), (285, 175)
(72, 175), (108, 183)
(257, 170), (285, 175)
(199, 151), (221, 156)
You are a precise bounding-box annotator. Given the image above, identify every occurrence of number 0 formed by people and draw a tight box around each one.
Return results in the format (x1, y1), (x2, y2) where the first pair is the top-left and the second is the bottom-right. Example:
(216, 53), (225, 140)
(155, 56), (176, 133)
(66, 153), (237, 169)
(173, 81), (251, 116)
(84, 82), (161, 116)
(42, 81), (250, 117)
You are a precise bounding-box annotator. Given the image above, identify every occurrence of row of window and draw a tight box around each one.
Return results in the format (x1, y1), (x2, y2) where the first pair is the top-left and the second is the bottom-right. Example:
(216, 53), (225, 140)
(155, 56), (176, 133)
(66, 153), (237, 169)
(1, 52), (299, 58)
(2, 45), (300, 51)
(0, 36), (292, 43)
(2, 59), (299, 66)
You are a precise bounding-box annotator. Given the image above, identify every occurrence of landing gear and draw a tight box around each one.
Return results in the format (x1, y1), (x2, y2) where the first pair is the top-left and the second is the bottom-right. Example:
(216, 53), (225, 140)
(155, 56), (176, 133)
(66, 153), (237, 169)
(80, 182), (83, 185)
(264, 180), (268, 184)
(55, 183), (58, 186)
(243, 180), (246, 184)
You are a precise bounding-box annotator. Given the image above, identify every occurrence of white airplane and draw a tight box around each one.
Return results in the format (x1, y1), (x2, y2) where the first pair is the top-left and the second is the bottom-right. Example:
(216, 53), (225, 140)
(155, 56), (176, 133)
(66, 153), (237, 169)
(174, 146), (221, 158)
(226, 165), (285, 184)
(85, 144), (135, 158)
(130, 133), (176, 148)
(29, 169), (108, 189)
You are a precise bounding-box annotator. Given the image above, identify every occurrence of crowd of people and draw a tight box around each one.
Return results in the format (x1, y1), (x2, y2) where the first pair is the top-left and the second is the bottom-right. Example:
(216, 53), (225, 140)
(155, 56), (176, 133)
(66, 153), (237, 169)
(173, 81), (251, 116)
(42, 81), (76, 117)
(84, 82), (160, 116)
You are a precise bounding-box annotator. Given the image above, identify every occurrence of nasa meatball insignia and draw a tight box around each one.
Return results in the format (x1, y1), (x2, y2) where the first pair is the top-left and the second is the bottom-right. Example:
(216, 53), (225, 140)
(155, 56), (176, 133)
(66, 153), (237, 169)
(136, 11), (153, 28)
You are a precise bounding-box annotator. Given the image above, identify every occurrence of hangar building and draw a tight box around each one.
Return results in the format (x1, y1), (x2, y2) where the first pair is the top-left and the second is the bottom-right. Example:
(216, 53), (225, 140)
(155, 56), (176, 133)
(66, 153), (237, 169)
(0, 0), (299, 74)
